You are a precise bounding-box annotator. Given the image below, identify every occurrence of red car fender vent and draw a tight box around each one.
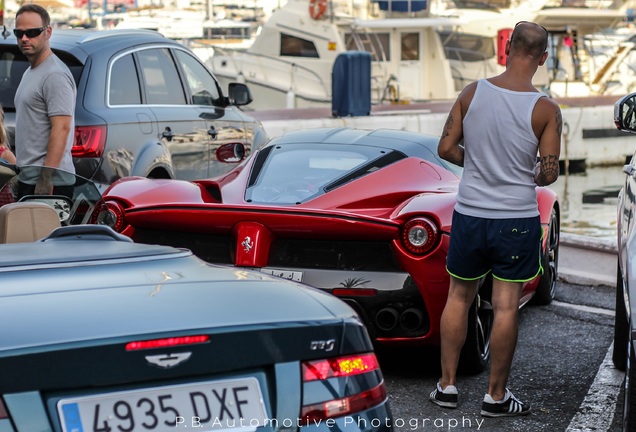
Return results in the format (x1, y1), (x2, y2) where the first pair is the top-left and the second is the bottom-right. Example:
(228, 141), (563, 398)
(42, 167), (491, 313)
(300, 382), (387, 422)
(72, 125), (107, 158)
(91, 200), (126, 233)
(401, 217), (439, 255)
(126, 335), (210, 351)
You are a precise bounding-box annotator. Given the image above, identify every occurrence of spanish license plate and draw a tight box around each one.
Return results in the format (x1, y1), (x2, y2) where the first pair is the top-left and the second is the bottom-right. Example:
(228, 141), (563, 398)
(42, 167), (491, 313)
(57, 377), (267, 432)
(260, 268), (303, 282)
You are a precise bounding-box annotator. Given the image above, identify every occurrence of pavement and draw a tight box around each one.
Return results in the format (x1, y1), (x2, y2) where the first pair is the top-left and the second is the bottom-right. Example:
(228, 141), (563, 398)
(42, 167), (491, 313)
(559, 233), (617, 287)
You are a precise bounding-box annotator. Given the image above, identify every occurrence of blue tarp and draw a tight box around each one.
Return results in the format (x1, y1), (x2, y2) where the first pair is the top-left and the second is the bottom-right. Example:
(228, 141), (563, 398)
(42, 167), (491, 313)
(332, 51), (371, 117)
(373, 0), (427, 12)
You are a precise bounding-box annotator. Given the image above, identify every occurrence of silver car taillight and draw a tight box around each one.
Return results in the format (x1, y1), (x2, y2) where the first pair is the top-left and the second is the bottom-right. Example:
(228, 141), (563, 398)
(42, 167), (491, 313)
(92, 200), (126, 232)
(401, 217), (439, 255)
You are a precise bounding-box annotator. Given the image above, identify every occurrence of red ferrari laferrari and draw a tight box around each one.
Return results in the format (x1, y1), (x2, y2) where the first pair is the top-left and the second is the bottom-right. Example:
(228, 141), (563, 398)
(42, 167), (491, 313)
(95, 127), (560, 374)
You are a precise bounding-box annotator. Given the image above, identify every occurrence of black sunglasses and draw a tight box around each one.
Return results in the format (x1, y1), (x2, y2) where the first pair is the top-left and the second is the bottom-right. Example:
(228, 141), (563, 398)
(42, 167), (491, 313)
(13, 26), (48, 39)
(515, 21), (548, 36)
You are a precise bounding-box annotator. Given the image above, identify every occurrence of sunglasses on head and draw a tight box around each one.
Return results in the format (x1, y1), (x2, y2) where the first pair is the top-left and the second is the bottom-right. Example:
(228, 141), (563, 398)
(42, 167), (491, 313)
(13, 26), (48, 39)
(514, 21), (548, 36)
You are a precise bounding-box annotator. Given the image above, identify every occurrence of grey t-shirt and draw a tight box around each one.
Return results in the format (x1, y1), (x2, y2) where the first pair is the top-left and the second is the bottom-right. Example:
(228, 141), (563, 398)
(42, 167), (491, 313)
(14, 54), (76, 176)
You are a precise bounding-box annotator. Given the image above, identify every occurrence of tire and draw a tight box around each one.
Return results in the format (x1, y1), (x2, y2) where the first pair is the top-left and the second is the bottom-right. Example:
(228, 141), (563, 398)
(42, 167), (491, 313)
(624, 342), (636, 431)
(532, 207), (559, 306)
(458, 295), (493, 375)
(614, 261), (629, 372)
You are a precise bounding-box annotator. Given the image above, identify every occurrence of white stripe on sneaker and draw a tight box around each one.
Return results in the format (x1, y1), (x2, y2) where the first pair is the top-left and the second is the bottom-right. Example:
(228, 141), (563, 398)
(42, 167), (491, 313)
(509, 398), (522, 413)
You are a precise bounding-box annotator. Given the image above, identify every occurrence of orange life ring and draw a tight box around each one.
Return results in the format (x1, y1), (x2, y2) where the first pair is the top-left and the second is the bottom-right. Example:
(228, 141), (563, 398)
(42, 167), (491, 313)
(309, 0), (327, 20)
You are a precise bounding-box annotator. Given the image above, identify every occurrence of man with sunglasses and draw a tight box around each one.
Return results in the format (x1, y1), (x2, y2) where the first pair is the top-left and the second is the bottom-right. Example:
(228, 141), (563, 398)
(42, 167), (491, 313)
(13, 4), (76, 199)
(430, 21), (562, 417)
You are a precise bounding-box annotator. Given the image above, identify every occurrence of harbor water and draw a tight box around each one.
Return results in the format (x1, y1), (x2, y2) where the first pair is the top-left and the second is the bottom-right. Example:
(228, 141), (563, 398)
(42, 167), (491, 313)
(549, 165), (625, 242)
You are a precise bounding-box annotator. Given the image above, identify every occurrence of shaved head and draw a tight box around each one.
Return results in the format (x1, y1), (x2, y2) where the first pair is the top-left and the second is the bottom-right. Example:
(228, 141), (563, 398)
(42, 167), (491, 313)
(509, 21), (548, 60)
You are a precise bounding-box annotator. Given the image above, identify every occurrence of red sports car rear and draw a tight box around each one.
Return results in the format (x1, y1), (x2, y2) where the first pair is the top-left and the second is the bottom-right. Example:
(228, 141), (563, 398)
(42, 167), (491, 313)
(94, 128), (560, 374)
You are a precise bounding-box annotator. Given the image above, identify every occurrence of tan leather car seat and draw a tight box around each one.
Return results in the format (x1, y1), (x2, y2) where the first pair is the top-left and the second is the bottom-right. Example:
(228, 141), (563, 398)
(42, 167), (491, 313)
(0, 202), (61, 243)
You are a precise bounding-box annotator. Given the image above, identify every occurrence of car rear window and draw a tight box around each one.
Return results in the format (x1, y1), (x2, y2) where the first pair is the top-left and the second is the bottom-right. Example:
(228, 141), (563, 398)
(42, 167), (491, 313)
(245, 143), (405, 204)
(0, 46), (83, 111)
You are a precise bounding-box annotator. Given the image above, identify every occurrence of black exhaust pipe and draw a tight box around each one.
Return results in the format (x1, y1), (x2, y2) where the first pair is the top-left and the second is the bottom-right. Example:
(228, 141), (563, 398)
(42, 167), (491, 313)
(400, 308), (424, 332)
(375, 307), (399, 331)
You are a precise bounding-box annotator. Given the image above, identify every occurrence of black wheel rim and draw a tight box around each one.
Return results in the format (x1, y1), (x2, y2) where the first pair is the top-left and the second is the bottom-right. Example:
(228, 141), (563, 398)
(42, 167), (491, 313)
(477, 297), (493, 362)
(546, 210), (560, 298)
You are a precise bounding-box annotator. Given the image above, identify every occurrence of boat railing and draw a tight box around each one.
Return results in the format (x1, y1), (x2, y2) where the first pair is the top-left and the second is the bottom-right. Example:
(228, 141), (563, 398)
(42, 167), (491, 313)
(443, 45), (498, 89)
(557, 0), (619, 8)
(347, 31), (389, 62)
(211, 46), (332, 98)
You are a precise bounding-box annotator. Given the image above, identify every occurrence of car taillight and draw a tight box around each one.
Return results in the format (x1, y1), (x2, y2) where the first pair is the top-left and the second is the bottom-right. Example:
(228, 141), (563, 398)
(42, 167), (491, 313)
(332, 288), (377, 297)
(72, 125), (107, 158)
(401, 217), (439, 255)
(303, 353), (380, 381)
(91, 200), (126, 232)
(126, 335), (210, 351)
(300, 353), (387, 421)
(0, 397), (7, 419)
(301, 384), (387, 421)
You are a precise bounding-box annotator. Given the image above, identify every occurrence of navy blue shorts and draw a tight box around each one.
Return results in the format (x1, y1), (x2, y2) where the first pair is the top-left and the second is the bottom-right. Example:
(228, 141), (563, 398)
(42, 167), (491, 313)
(446, 211), (543, 282)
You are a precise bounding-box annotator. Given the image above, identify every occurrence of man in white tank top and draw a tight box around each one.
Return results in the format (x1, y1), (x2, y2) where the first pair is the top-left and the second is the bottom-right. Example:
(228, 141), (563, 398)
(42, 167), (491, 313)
(429, 21), (562, 417)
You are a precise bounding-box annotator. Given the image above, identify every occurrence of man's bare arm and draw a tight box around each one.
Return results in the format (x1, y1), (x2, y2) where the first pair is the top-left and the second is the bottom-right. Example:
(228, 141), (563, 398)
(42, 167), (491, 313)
(438, 93), (467, 167)
(44, 115), (72, 168)
(534, 154), (559, 186)
(534, 102), (562, 186)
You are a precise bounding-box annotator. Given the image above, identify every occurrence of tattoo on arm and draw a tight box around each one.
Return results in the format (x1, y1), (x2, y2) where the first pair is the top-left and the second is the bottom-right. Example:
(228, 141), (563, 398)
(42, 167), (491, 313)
(451, 144), (464, 167)
(441, 114), (453, 139)
(440, 114), (464, 166)
(536, 154), (559, 186)
(555, 110), (563, 136)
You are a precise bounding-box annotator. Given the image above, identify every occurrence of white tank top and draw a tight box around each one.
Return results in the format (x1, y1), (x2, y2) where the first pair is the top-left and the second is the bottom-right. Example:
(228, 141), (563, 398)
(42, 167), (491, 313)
(455, 79), (546, 219)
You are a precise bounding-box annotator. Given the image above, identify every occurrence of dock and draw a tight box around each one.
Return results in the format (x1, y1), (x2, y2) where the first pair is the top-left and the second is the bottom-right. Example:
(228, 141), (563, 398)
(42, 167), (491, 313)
(559, 233), (617, 288)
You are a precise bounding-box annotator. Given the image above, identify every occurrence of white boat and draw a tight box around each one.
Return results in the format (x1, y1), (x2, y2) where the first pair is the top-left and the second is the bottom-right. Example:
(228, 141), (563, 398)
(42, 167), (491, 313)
(208, 0), (467, 109)
(191, 18), (261, 51)
(206, 0), (632, 110)
(99, 6), (205, 39)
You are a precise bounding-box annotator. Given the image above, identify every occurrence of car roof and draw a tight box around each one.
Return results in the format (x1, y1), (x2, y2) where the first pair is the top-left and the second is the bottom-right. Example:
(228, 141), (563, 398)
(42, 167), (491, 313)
(267, 127), (440, 154)
(0, 28), (177, 62)
(0, 226), (189, 270)
(259, 127), (462, 175)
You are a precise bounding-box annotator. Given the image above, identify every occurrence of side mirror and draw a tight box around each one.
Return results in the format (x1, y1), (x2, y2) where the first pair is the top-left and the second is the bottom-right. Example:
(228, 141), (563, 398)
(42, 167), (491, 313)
(614, 92), (636, 133)
(216, 142), (246, 163)
(228, 82), (253, 106)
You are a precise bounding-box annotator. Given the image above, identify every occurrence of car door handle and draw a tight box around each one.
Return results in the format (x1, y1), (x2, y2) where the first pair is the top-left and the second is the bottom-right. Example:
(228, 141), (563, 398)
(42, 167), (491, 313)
(162, 127), (174, 142)
(208, 127), (218, 140)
